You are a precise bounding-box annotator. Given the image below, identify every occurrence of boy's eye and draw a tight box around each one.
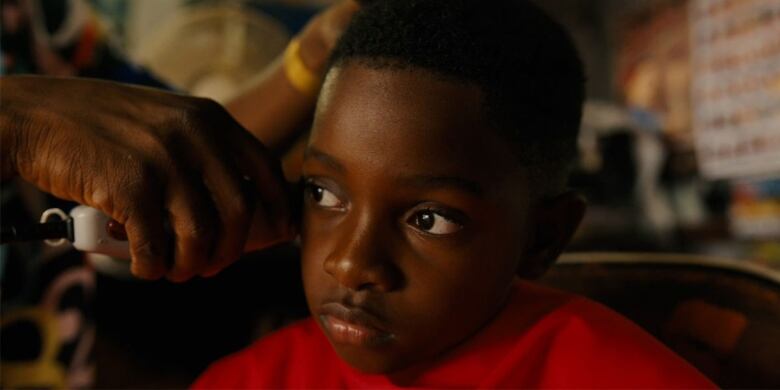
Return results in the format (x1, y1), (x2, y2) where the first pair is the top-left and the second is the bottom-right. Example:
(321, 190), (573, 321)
(306, 182), (342, 208)
(408, 210), (463, 235)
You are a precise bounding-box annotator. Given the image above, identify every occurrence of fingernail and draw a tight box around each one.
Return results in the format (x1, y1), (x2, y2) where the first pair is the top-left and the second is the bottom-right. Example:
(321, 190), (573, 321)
(106, 219), (128, 241)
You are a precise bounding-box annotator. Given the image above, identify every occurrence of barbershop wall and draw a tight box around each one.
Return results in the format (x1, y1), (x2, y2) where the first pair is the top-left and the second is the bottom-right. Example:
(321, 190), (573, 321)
(541, 0), (780, 270)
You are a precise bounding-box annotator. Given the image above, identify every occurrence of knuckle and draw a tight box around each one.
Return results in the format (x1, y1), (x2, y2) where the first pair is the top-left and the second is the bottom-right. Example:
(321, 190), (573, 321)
(112, 159), (157, 223)
(223, 194), (251, 227)
(131, 236), (164, 262)
(195, 96), (221, 112)
(149, 115), (191, 157)
(128, 124), (171, 160)
(123, 155), (156, 187)
(179, 219), (214, 244)
(198, 97), (225, 115)
(185, 97), (222, 122)
(111, 204), (132, 228)
(169, 98), (224, 143)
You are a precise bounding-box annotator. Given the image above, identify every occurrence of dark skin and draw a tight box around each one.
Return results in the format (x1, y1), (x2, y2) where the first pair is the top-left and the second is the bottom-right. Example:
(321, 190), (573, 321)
(300, 63), (585, 375)
(0, 1), (360, 281)
(1, 76), (292, 280)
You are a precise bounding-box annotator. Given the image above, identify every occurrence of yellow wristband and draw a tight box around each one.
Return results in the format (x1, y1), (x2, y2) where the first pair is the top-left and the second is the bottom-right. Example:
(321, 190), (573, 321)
(283, 38), (321, 97)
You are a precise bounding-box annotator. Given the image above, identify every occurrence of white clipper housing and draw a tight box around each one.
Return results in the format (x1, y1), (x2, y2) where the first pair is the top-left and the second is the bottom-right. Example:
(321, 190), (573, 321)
(69, 205), (131, 259)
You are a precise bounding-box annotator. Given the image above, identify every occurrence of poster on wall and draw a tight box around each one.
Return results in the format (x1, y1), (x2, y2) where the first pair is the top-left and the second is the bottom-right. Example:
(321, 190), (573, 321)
(690, 0), (780, 179)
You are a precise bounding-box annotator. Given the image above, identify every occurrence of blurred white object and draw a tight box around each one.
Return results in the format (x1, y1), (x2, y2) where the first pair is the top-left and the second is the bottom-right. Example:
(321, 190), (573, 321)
(634, 129), (677, 236)
(579, 100), (632, 172)
(133, 3), (290, 102)
(86, 253), (133, 279)
(68, 205), (130, 259)
(27, 0), (90, 48)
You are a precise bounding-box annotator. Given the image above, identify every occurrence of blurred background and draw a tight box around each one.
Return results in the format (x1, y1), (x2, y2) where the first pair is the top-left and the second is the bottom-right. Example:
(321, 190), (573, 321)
(1, 0), (779, 388)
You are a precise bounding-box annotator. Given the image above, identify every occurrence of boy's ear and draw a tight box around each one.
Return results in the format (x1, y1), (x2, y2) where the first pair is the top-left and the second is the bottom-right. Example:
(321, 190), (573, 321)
(517, 191), (586, 279)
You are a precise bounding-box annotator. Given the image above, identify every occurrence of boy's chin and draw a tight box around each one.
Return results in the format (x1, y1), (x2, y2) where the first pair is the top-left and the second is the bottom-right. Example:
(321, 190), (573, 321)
(332, 343), (417, 375)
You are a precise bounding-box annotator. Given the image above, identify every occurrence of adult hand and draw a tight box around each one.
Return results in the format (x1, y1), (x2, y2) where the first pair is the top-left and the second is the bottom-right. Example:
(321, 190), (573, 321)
(297, 0), (361, 76)
(227, 0), (362, 182)
(1, 75), (294, 281)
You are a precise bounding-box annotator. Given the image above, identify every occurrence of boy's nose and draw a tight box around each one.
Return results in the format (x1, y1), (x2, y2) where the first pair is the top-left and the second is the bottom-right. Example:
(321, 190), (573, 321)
(322, 216), (402, 292)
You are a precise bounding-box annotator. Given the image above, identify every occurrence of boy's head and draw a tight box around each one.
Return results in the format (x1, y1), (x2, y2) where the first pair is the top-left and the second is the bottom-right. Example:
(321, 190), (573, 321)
(300, 0), (586, 375)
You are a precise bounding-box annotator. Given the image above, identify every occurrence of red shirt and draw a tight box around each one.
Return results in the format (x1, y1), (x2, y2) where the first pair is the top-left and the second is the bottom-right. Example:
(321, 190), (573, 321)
(193, 281), (716, 388)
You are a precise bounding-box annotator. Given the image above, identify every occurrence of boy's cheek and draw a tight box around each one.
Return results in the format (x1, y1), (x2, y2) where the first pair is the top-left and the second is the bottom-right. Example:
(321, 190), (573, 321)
(300, 243), (329, 293)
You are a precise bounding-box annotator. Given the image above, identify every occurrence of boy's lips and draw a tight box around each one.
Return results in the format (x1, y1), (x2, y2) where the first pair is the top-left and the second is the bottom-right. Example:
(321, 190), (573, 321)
(319, 302), (395, 347)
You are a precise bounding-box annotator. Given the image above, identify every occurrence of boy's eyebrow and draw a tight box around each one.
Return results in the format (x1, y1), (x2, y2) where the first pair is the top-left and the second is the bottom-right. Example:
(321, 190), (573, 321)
(304, 147), (345, 173)
(402, 175), (484, 197)
(304, 146), (483, 197)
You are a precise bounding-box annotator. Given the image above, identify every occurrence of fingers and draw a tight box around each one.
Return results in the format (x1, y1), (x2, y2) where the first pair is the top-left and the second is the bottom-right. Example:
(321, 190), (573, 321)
(125, 206), (168, 280)
(115, 163), (169, 280)
(187, 139), (254, 278)
(111, 99), (293, 282)
(7, 77), (292, 282)
(161, 109), (292, 280)
(231, 126), (294, 244)
(318, 0), (362, 49)
(196, 122), (294, 275)
(100, 145), (216, 282)
(164, 173), (217, 282)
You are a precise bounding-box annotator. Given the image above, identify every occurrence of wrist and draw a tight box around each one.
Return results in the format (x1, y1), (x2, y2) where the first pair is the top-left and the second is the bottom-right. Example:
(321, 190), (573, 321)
(283, 36), (326, 98)
(0, 77), (20, 179)
(0, 76), (39, 180)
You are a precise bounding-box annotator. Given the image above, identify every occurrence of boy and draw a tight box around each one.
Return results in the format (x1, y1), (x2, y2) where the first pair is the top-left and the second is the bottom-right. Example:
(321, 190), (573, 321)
(194, 0), (715, 387)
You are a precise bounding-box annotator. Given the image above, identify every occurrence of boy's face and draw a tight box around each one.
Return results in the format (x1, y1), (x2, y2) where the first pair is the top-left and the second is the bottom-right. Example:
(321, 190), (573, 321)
(301, 63), (537, 374)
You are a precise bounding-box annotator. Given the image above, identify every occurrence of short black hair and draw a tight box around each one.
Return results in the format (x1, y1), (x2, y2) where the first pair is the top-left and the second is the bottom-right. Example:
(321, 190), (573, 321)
(327, 0), (585, 194)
